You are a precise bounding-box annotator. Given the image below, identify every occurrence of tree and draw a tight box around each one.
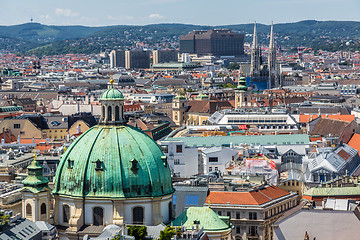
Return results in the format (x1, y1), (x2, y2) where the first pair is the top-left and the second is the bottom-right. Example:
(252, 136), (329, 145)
(127, 225), (147, 240)
(159, 226), (176, 240)
(227, 62), (240, 70)
(111, 234), (121, 240)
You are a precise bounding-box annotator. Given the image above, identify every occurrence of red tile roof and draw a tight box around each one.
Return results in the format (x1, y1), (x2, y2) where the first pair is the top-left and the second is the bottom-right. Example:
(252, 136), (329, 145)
(348, 133), (360, 154)
(206, 186), (290, 205)
(20, 139), (47, 144)
(299, 114), (355, 123)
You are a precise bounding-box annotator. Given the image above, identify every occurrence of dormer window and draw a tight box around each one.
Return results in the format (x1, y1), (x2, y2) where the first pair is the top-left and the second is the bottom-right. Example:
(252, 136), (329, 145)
(67, 159), (74, 169)
(93, 159), (104, 171)
(131, 158), (139, 173)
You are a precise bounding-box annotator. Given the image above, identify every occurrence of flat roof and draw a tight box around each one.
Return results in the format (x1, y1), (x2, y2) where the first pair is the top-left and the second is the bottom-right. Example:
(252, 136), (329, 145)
(274, 210), (360, 240)
(166, 134), (310, 148)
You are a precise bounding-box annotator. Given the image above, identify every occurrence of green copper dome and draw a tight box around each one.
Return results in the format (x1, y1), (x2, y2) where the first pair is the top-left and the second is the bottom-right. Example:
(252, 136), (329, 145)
(23, 159), (50, 193)
(237, 77), (248, 92)
(53, 125), (174, 199)
(174, 95), (186, 100)
(100, 87), (124, 101)
(196, 94), (209, 100)
(172, 207), (232, 232)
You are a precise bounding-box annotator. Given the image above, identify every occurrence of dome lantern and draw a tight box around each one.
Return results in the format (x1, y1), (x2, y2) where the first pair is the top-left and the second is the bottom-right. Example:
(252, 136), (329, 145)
(99, 75), (126, 125)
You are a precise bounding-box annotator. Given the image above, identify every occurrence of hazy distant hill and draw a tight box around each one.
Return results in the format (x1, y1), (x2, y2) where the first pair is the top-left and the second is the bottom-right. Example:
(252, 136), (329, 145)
(0, 23), (106, 42)
(0, 20), (359, 55)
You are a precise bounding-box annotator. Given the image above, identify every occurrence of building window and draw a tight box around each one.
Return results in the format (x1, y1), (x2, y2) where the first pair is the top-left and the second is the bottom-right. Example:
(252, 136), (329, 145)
(185, 195), (199, 205)
(93, 207), (104, 226)
(248, 226), (258, 236)
(63, 205), (70, 223)
(209, 157), (218, 162)
(215, 167), (218, 171)
(209, 167), (212, 172)
(227, 211), (231, 217)
(161, 145), (168, 153)
(218, 211), (222, 216)
(169, 202), (173, 221)
(133, 207), (144, 225)
(108, 106), (112, 121)
(176, 145), (182, 153)
(14, 124), (20, 129)
(249, 212), (257, 220)
(115, 106), (120, 121)
(236, 225), (241, 234)
(41, 203), (46, 215)
(236, 212), (240, 219)
(174, 159), (180, 165)
(26, 203), (32, 217)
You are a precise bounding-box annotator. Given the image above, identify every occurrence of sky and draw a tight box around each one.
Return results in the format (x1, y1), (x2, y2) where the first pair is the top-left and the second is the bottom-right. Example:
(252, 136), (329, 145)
(0, 0), (359, 26)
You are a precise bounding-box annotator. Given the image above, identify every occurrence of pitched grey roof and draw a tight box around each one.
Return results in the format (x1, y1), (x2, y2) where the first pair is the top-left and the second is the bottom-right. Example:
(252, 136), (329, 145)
(34, 221), (55, 231)
(0, 218), (42, 240)
(147, 223), (166, 239)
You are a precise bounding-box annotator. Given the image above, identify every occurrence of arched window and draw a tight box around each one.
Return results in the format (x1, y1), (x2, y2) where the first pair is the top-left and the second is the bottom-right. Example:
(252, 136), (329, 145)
(133, 207), (144, 225)
(41, 203), (46, 215)
(108, 106), (112, 121)
(102, 106), (105, 120)
(93, 207), (104, 226)
(26, 203), (32, 217)
(115, 106), (120, 121)
(63, 205), (70, 223)
(168, 202), (173, 222)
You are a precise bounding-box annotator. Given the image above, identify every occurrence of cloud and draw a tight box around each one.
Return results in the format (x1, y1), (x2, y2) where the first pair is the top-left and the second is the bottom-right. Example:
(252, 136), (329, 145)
(148, 13), (164, 20)
(55, 8), (79, 17)
(107, 15), (135, 21)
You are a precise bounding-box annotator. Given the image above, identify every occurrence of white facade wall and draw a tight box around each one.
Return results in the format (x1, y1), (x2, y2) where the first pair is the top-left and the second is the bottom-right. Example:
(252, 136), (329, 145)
(160, 140), (199, 178)
(202, 147), (238, 174)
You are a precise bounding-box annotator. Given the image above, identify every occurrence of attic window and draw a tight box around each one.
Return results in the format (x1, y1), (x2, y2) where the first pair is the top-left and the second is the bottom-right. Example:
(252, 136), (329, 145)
(51, 121), (60, 126)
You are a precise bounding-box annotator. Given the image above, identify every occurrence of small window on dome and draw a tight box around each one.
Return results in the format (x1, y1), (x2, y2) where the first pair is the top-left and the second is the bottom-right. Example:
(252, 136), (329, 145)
(67, 159), (74, 169)
(93, 159), (103, 171)
(131, 158), (139, 173)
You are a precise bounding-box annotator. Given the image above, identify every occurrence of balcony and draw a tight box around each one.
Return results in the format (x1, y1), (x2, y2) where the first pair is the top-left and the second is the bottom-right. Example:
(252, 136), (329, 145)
(247, 235), (259, 240)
